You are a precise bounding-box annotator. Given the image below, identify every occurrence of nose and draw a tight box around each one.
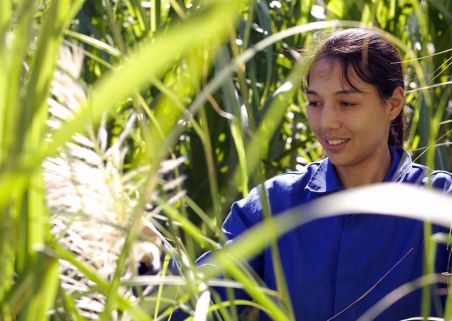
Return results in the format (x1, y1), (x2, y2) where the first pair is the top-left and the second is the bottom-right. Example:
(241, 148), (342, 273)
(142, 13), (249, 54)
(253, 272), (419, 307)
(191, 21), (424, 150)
(320, 104), (341, 130)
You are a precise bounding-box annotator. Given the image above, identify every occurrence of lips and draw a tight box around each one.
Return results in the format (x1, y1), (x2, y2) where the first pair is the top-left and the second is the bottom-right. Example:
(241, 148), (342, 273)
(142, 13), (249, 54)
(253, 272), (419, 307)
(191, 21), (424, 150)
(323, 137), (350, 153)
(326, 138), (350, 145)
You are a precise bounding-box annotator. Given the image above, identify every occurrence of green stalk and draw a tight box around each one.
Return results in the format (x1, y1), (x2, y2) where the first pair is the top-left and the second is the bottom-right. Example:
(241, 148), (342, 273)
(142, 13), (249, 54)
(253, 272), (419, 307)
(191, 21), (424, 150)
(230, 119), (249, 195)
(124, 0), (147, 38)
(232, 61), (305, 191)
(229, 29), (255, 134)
(242, 0), (255, 49)
(208, 249), (290, 321)
(254, 0), (274, 107)
(14, 0), (82, 316)
(423, 71), (450, 319)
(1, 243), (59, 320)
(0, 261), (33, 319)
(24, 254), (60, 321)
(1, 0), (36, 164)
(19, 0), (81, 158)
(199, 107), (223, 229)
(184, 195), (225, 241)
(103, 0), (127, 54)
(256, 170), (295, 320)
(0, 205), (14, 302)
(61, 289), (88, 321)
(153, 253), (172, 320)
(216, 47), (250, 195)
(160, 202), (219, 250)
(0, 0), (12, 166)
(150, 0), (158, 34)
(422, 221), (434, 319)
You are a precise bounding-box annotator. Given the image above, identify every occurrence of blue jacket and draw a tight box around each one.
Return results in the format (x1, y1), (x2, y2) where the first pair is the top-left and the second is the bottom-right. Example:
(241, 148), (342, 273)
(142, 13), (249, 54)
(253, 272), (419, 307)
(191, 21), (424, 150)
(217, 146), (452, 320)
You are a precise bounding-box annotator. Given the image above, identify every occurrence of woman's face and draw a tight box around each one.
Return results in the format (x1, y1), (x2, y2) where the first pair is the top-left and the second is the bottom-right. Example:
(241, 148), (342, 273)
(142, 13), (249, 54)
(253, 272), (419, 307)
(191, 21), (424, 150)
(306, 58), (400, 171)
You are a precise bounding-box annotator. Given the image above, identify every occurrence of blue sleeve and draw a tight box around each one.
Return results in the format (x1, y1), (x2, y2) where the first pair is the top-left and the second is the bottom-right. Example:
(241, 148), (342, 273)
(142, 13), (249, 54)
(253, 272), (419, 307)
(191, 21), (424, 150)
(195, 187), (266, 317)
(221, 187), (266, 284)
(431, 170), (452, 193)
(222, 187), (265, 239)
(429, 170), (452, 282)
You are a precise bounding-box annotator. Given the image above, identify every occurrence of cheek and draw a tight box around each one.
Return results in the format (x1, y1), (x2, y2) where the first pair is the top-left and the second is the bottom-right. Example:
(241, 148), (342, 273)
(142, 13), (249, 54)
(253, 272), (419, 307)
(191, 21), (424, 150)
(351, 111), (388, 137)
(367, 101), (393, 124)
(306, 110), (319, 131)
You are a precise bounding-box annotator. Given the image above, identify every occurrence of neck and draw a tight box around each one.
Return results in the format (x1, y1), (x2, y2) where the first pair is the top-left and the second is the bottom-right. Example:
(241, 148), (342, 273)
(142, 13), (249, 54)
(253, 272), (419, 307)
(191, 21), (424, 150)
(335, 147), (392, 189)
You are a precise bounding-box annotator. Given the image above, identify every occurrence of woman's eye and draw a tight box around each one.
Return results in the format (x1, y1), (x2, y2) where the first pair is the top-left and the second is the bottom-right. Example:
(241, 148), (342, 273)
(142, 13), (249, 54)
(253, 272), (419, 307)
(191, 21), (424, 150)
(340, 101), (355, 107)
(307, 101), (320, 107)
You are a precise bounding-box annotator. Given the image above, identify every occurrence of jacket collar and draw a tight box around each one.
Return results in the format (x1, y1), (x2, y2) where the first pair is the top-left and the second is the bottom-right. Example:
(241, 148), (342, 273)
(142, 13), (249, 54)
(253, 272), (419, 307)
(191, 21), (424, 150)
(305, 146), (412, 194)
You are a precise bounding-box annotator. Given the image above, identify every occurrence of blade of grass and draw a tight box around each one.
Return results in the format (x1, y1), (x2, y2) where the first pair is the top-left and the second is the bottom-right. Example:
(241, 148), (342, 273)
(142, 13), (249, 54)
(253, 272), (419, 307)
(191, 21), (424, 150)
(198, 107), (223, 228)
(60, 289), (89, 321)
(24, 253), (60, 321)
(159, 201), (220, 250)
(1, 0), (36, 164)
(215, 47), (250, 195)
(153, 253), (173, 320)
(0, 0), (13, 165)
(0, 264), (34, 319)
(64, 29), (121, 57)
(124, 0), (147, 38)
(18, 0), (83, 157)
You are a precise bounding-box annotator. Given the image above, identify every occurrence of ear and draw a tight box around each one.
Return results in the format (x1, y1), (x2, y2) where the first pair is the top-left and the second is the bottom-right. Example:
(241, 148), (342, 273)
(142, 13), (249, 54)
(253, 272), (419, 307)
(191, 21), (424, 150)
(387, 86), (404, 120)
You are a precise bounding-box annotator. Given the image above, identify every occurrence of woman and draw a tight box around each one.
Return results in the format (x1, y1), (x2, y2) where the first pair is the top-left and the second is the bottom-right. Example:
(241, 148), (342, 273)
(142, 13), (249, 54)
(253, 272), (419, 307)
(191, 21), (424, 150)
(209, 28), (452, 320)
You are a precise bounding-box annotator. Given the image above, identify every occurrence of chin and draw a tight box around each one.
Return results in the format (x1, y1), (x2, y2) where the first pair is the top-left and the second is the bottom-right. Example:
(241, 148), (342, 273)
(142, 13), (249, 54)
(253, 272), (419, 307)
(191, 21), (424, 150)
(327, 156), (356, 168)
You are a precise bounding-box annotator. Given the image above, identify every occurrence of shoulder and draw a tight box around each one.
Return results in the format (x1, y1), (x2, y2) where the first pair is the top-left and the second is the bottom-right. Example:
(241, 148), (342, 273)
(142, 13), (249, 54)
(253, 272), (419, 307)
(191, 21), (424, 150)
(265, 161), (322, 193)
(429, 169), (452, 193)
(237, 161), (323, 215)
(402, 161), (452, 193)
(222, 162), (322, 237)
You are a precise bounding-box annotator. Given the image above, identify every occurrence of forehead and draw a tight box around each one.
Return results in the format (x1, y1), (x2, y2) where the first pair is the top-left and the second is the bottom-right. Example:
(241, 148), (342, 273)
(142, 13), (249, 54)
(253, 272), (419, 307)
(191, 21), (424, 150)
(308, 58), (372, 93)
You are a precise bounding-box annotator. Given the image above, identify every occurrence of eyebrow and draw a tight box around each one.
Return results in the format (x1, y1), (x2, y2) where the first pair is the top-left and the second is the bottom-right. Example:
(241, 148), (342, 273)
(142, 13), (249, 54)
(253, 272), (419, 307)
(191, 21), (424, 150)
(305, 88), (365, 95)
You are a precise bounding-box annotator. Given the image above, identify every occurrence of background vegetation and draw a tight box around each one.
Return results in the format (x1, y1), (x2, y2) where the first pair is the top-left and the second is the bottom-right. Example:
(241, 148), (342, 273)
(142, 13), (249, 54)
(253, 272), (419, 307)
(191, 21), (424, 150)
(0, 0), (450, 320)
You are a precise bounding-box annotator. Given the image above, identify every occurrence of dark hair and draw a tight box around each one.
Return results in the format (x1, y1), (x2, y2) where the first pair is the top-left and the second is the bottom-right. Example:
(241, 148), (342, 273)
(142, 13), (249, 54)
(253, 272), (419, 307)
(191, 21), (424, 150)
(306, 28), (405, 147)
